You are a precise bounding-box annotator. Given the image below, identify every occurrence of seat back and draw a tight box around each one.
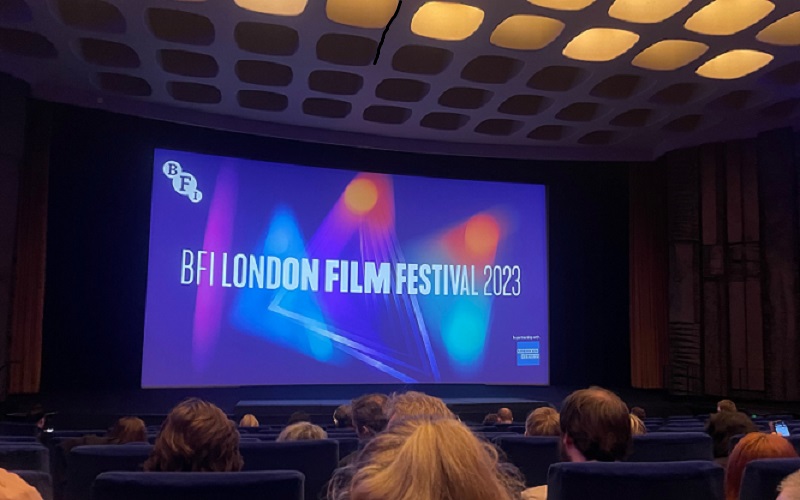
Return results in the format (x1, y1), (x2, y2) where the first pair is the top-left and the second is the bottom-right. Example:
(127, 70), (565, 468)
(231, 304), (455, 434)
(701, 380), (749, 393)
(0, 443), (50, 472)
(739, 458), (800, 500)
(547, 461), (724, 500)
(12, 469), (53, 500)
(239, 440), (337, 500)
(65, 444), (152, 500)
(91, 470), (304, 500)
(494, 436), (560, 487)
(628, 433), (713, 462)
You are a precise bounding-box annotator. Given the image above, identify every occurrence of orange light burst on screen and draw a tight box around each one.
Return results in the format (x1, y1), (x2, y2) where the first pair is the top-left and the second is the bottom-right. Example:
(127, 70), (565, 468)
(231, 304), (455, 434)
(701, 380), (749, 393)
(344, 178), (379, 215)
(464, 214), (500, 258)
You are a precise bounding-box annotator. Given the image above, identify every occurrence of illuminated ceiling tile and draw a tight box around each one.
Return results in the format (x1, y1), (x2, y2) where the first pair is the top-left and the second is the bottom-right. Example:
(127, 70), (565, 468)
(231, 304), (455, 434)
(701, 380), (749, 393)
(632, 40), (709, 71)
(234, 0), (307, 16)
(526, 0), (595, 11)
(684, 0), (775, 36)
(696, 49), (774, 80)
(411, 2), (484, 41)
(563, 28), (640, 62)
(326, 0), (398, 28)
(490, 15), (564, 50)
(609, 0), (691, 23)
(757, 12), (800, 46)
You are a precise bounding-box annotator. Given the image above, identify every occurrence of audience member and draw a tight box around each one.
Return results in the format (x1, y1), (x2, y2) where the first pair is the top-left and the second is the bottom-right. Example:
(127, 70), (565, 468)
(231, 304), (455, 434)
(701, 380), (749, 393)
(144, 398), (243, 472)
(239, 414), (259, 427)
(522, 386), (631, 500)
(351, 394), (389, 440)
(706, 404), (758, 460)
(385, 391), (454, 422)
(333, 405), (352, 429)
(630, 406), (647, 420)
(525, 407), (560, 437)
(0, 469), (43, 500)
(61, 416), (147, 453)
(483, 413), (499, 426)
(497, 407), (514, 425)
(725, 432), (799, 500)
(328, 417), (524, 500)
(630, 414), (647, 435)
(277, 422), (328, 442)
(288, 411), (311, 425)
(778, 470), (800, 500)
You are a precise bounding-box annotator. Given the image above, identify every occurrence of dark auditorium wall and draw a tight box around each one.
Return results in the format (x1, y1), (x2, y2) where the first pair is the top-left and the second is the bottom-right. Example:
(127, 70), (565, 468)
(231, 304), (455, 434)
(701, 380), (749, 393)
(632, 128), (800, 401)
(37, 102), (631, 394)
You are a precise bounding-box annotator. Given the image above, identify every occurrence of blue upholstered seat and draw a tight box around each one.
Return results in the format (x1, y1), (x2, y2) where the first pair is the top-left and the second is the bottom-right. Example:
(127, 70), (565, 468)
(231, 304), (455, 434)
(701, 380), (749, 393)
(12, 469), (53, 500)
(239, 440), (338, 500)
(739, 458), (800, 500)
(0, 443), (49, 472)
(627, 432), (713, 462)
(494, 436), (560, 487)
(91, 470), (304, 500)
(547, 461), (724, 500)
(65, 444), (152, 500)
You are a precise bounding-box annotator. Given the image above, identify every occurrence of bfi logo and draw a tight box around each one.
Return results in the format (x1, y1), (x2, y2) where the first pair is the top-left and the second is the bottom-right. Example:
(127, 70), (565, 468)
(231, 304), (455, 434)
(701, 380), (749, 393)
(162, 160), (203, 203)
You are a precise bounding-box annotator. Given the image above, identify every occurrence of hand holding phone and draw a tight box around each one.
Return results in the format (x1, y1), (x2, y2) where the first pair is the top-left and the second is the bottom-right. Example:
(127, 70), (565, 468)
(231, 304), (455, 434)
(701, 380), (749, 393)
(770, 420), (790, 437)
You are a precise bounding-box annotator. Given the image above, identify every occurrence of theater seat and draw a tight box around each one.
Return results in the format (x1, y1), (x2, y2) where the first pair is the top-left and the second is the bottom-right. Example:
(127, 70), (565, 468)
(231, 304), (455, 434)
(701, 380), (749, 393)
(0, 443), (49, 472)
(494, 436), (560, 487)
(12, 470), (53, 500)
(739, 458), (800, 500)
(548, 461), (724, 500)
(65, 444), (152, 500)
(627, 433), (713, 462)
(91, 470), (304, 500)
(239, 440), (337, 500)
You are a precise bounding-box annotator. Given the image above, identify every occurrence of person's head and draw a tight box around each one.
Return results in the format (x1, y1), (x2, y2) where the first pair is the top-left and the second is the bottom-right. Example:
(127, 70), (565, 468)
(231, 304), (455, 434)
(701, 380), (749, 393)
(483, 413), (499, 426)
(525, 407), (560, 437)
(351, 393), (389, 439)
(107, 416), (147, 444)
(334, 405), (353, 428)
(239, 414), (259, 427)
(385, 391), (454, 422)
(287, 411), (311, 425)
(559, 387), (631, 462)
(277, 422), (328, 442)
(778, 470), (800, 500)
(497, 408), (514, 424)
(629, 414), (647, 435)
(726, 432), (799, 500)
(718, 399), (737, 413)
(630, 407), (646, 420)
(0, 469), (44, 500)
(144, 398), (243, 472)
(329, 417), (524, 500)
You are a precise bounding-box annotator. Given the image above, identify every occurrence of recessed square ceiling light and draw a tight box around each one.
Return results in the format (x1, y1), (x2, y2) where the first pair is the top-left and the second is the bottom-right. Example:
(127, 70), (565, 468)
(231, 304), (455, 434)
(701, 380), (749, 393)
(490, 15), (565, 50)
(411, 2), (484, 41)
(609, 0), (691, 24)
(563, 28), (640, 62)
(234, 0), (307, 16)
(684, 0), (775, 36)
(327, 0), (399, 29)
(757, 12), (800, 46)
(632, 40), (709, 71)
(696, 49), (774, 79)
(527, 0), (595, 11)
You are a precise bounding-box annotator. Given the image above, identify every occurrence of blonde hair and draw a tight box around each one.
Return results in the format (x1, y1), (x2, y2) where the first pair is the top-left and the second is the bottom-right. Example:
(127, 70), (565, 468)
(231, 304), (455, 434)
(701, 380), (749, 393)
(329, 417), (524, 500)
(779, 470), (800, 499)
(277, 422), (327, 442)
(239, 414), (259, 427)
(525, 407), (560, 437)
(385, 391), (454, 422)
(629, 414), (647, 435)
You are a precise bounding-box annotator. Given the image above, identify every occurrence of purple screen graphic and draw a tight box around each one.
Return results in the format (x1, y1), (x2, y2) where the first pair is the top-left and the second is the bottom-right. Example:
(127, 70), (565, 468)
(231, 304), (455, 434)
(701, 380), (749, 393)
(142, 149), (549, 387)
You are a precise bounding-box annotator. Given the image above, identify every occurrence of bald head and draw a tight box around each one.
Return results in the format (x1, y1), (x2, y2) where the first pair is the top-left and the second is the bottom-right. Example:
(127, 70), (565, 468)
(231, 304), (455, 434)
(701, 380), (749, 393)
(497, 408), (513, 424)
